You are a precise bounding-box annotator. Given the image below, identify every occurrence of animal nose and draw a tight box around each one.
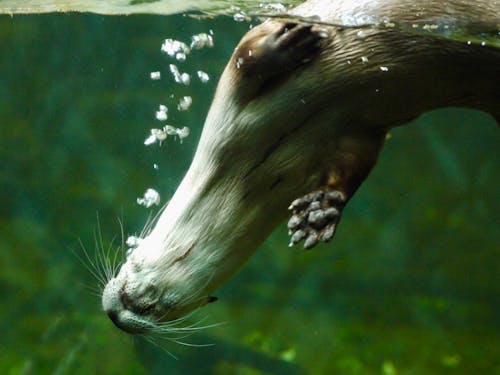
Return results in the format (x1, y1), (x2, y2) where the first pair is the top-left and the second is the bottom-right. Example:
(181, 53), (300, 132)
(106, 311), (130, 333)
(107, 310), (122, 329)
(106, 309), (146, 334)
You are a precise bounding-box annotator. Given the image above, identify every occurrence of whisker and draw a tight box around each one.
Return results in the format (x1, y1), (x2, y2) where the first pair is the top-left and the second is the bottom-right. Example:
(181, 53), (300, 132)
(74, 240), (107, 288)
(165, 339), (214, 348)
(92, 229), (108, 285)
(142, 335), (178, 360)
(154, 320), (226, 334)
(117, 216), (127, 260)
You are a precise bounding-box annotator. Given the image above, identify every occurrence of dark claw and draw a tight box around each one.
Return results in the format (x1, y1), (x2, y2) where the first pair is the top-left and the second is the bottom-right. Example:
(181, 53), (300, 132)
(287, 214), (303, 230)
(304, 232), (319, 249)
(324, 207), (340, 219)
(289, 197), (308, 211)
(321, 224), (337, 242)
(289, 229), (306, 246)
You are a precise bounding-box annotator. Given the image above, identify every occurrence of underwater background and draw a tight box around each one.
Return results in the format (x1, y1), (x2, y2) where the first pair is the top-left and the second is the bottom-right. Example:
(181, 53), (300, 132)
(0, 10), (498, 375)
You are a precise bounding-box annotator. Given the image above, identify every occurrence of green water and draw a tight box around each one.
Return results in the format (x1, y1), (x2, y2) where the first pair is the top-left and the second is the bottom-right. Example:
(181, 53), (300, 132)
(0, 13), (498, 375)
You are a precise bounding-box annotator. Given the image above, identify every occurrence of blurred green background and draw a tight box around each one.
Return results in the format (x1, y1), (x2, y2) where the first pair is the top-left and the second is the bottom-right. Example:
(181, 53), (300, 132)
(0, 13), (498, 375)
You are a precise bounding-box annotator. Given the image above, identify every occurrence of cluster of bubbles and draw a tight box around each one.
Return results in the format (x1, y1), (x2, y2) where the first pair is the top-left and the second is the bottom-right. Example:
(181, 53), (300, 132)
(134, 32), (215, 216)
(144, 125), (190, 146)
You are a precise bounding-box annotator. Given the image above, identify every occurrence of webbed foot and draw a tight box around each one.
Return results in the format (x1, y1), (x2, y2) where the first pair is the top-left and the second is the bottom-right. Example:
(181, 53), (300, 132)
(287, 189), (346, 249)
(262, 22), (328, 68)
(232, 21), (329, 100)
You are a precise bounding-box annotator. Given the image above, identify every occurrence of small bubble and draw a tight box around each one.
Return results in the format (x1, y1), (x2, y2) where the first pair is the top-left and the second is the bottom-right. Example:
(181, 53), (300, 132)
(481, 41), (486, 46)
(177, 96), (193, 111)
(197, 70), (210, 83)
(361, 56), (369, 63)
(155, 104), (168, 121)
(175, 52), (186, 61)
(163, 125), (177, 136)
(176, 126), (190, 142)
(190, 33), (214, 50)
(380, 66), (389, 72)
(150, 71), (161, 80)
(136, 188), (161, 208)
(169, 64), (190, 85)
(156, 110), (167, 121)
(144, 128), (166, 146)
(144, 133), (158, 146)
(154, 129), (167, 142)
(161, 39), (191, 58)
(181, 73), (191, 85)
(467, 40), (471, 45)
(153, 163), (159, 170)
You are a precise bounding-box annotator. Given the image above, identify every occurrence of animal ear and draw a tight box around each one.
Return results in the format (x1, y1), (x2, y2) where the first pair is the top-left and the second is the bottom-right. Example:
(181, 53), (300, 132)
(207, 296), (218, 304)
(288, 130), (387, 249)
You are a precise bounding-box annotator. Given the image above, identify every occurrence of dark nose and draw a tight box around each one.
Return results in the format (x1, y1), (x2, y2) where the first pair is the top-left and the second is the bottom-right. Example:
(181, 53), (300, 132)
(107, 310), (122, 330)
(106, 310), (144, 334)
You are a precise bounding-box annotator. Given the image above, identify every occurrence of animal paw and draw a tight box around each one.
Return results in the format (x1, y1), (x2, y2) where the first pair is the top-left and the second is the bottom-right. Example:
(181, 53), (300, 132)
(287, 190), (346, 249)
(269, 22), (328, 66)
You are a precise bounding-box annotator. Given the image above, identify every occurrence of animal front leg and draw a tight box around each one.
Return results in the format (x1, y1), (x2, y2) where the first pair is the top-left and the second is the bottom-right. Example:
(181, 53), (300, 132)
(288, 131), (387, 249)
(231, 21), (329, 100)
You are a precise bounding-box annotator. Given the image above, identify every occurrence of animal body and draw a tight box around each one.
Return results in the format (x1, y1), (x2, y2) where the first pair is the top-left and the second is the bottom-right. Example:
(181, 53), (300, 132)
(102, 0), (499, 333)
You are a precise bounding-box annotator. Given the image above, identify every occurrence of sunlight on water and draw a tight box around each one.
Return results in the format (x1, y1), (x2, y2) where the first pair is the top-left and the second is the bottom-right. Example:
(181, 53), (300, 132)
(0, 0), (302, 15)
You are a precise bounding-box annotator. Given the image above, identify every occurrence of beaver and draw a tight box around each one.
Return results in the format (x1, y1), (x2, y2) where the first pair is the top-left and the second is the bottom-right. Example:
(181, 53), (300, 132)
(102, 0), (499, 333)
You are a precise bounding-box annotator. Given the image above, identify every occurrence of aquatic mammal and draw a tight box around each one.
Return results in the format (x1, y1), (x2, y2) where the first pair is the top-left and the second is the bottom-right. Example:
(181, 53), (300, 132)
(102, 0), (499, 333)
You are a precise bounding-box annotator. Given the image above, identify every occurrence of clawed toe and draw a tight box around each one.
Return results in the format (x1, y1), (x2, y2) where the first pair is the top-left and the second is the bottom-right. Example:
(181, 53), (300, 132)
(288, 189), (346, 249)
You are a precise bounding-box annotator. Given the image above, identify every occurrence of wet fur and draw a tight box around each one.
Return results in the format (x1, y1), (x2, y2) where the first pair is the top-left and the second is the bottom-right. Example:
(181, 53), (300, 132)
(102, 0), (499, 333)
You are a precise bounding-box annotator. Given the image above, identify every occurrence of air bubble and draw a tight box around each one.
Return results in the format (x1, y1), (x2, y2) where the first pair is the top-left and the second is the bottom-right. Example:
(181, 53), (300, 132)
(197, 70), (210, 83)
(169, 64), (191, 85)
(161, 39), (191, 59)
(191, 33), (214, 50)
(137, 188), (161, 208)
(177, 96), (192, 111)
(150, 71), (161, 80)
(156, 104), (168, 121)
